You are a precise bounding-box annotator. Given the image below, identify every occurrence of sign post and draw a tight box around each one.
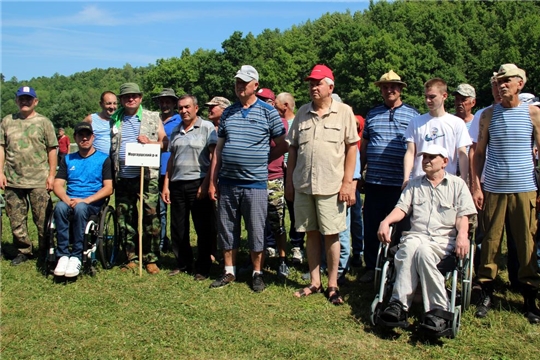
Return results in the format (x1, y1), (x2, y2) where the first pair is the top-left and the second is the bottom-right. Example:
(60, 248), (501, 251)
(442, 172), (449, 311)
(125, 143), (161, 276)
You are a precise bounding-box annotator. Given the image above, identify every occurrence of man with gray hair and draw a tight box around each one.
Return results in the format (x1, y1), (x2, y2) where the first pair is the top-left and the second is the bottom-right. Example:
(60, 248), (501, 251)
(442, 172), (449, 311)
(205, 96), (231, 130)
(473, 64), (540, 323)
(453, 83), (476, 130)
(208, 65), (286, 292)
(287, 64), (359, 305)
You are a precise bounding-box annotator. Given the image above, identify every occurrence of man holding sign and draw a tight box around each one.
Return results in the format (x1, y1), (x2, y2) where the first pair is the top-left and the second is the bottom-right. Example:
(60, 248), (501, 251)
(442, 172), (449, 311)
(110, 83), (167, 274)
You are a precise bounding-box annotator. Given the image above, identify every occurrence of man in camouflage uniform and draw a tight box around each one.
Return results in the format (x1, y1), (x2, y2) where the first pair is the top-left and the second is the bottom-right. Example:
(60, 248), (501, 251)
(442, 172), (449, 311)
(110, 83), (167, 274)
(0, 86), (58, 265)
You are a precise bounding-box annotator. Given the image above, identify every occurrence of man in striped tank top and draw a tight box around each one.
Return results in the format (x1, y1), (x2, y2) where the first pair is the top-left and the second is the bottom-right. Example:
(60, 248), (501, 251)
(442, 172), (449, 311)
(83, 91), (117, 154)
(472, 64), (540, 324)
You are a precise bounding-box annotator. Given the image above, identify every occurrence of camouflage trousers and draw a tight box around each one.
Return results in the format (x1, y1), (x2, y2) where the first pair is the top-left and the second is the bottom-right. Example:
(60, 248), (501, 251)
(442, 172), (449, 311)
(115, 177), (160, 263)
(268, 178), (286, 236)
(5, 187), (52, 256)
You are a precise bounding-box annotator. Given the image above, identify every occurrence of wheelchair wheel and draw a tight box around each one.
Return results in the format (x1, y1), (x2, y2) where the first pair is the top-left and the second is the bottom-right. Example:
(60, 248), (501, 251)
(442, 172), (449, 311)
(97, 206), (120, 269)
(451, 306), (461, 338)
(45, 211), (57, 275)
(374, 243), (386, 292)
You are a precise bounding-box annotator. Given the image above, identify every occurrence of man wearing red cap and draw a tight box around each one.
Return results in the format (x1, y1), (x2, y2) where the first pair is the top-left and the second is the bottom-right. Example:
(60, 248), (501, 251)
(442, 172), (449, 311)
(287, 64), (359, 305)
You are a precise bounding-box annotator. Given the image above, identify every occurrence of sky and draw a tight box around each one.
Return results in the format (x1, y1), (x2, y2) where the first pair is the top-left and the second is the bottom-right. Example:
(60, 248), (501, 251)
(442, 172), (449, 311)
(1, 0), (370, 81)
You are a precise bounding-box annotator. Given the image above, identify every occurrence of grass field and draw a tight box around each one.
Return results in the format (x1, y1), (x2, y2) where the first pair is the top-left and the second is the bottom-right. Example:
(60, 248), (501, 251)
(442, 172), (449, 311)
(1, 203), (540, 359)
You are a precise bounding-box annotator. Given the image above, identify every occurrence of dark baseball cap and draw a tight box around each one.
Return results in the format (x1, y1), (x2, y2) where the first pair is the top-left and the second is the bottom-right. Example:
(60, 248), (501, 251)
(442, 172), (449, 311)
(74, 122), (93, 135)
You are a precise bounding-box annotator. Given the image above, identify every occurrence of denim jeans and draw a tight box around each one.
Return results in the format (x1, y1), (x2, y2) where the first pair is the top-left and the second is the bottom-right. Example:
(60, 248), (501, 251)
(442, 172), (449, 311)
(54, 201), (101, 260)
(351, 188), (364, 256)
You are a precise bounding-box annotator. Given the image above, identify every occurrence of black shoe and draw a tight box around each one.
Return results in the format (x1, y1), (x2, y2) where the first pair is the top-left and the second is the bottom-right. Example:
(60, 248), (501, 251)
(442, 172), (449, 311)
(11, 253), (29, 266)
(209, 272), (235, 289)
(475, 290), (492, 318)
(380, 301), (407, 325)
(351, 254), (363, 268)
(522, 287), (540, 324)
(252, 273), (266, 293)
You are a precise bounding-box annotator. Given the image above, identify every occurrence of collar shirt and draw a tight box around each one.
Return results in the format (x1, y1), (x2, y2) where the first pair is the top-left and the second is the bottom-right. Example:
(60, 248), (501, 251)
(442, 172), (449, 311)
(287, 100), (359, 195)
(395, 172), (477, 244)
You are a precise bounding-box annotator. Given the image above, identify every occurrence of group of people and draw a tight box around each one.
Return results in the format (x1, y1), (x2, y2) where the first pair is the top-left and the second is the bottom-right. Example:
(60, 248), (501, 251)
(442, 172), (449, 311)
(1, 62), (539, 332)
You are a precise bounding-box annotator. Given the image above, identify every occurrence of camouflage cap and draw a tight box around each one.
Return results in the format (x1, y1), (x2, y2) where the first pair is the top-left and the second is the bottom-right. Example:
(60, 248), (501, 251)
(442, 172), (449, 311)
(452, 84), (476, 98)
(205, 96), (231, 109)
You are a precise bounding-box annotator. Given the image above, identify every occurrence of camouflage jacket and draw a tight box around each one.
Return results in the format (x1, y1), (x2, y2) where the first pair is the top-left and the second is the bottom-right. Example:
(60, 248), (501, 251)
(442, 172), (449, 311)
(110, 106), (160, 181)
(0, 112), (58, 189)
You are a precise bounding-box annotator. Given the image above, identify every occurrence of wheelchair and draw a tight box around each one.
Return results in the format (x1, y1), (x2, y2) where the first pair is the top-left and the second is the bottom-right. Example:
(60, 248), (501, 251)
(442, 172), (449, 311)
(45, 199), (122, 277)
(369, 225), (474, 338)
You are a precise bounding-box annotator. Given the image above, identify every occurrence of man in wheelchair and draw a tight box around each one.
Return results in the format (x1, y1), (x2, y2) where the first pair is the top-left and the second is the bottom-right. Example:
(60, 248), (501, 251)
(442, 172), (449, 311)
(376, 144), (476, 335)
(52, 122), (113, 277)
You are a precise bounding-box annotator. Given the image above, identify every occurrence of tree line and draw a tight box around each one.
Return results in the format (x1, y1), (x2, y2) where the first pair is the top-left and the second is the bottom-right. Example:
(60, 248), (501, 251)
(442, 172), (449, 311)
(2, 0), (539, 132)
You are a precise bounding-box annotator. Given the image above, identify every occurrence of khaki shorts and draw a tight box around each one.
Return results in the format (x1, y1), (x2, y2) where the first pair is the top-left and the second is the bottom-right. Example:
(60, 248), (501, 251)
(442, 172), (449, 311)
(294, 191), (346, 235)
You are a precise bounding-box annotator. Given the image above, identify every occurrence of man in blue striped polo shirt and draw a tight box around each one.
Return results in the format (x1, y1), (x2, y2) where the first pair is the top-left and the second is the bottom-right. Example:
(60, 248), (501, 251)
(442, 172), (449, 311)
(473, 64), (540, 324)
(208, 65), (286, 292)
(359, 70), (419, 283)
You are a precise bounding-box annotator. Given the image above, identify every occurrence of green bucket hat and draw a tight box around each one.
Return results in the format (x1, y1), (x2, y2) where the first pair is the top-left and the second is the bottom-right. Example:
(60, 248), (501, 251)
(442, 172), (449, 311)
(152, 88), (178, 101)
(118, 83), (142, 96)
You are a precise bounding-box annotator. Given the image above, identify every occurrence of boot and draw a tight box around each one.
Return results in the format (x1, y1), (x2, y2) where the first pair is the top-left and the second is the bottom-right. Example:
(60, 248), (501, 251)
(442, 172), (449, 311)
(522, 286), (540, 324)
(475, 282), (493, 318)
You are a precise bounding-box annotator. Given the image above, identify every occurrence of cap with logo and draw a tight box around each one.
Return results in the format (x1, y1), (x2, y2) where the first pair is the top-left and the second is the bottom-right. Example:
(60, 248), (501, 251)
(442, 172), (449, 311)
(256, 88), (276, 101)
(16, 86), (37, 98)
(305, 64), (334, 81)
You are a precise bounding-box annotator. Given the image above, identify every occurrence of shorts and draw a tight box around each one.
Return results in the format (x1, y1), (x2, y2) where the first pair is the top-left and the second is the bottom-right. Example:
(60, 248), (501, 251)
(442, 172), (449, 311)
(294, 191), (346, 235)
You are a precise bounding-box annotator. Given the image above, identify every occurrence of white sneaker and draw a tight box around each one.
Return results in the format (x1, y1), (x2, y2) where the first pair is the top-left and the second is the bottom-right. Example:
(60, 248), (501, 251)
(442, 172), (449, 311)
(291, 247), (304, 264)
(265, 247), (277, 258)
(54, 256), (70, 276)
(65, 257), (82, 278)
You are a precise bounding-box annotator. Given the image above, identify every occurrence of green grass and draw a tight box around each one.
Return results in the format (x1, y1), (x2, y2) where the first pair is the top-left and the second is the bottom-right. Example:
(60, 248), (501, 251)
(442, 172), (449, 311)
(1, 204), (540, 359)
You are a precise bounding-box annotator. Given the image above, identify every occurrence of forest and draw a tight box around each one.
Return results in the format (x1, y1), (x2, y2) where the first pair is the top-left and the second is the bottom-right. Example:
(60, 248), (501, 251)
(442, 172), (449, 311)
(1, 0), (539, 131)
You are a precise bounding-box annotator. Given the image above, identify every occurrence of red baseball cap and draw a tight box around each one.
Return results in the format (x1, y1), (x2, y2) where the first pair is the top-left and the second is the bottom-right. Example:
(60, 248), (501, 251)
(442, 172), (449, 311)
(305, 64), (334, 81)
(256, 88), (275, 101)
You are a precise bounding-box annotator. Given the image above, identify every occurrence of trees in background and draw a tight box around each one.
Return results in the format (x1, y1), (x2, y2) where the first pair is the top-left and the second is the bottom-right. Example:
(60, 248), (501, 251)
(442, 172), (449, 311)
(2, 0), (539, 130)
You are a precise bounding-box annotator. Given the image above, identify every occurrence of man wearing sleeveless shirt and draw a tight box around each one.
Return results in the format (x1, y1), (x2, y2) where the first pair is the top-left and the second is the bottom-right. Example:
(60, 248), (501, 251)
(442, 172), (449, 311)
(83, 91), (117, 154)
(472, 64), (540, 324)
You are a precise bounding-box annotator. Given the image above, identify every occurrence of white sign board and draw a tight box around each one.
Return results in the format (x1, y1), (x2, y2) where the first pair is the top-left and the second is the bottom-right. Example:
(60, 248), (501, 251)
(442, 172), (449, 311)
(125, 143), (161, 168)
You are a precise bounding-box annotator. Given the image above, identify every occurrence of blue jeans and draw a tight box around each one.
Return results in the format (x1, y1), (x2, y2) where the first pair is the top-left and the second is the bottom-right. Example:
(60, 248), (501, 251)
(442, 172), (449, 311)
(54, 201), (101, 260)
(351, 188), (364, 256)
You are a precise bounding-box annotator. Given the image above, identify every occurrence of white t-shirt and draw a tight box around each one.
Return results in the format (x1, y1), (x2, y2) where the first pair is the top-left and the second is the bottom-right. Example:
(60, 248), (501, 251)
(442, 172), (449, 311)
(405, 112), (472, 177)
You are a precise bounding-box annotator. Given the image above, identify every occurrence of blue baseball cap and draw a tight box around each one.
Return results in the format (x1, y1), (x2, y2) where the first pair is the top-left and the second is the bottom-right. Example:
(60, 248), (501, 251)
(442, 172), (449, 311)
(16, 86), (37, 98)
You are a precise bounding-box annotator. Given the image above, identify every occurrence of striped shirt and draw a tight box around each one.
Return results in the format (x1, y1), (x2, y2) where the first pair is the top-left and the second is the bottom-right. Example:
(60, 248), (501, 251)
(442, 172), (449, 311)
(118, 115), (141, 179)
(484, 103), (536, 193)
(218, 99), (285, 186)
(91, 113), (111, 154)
(363, 103), (419, 186)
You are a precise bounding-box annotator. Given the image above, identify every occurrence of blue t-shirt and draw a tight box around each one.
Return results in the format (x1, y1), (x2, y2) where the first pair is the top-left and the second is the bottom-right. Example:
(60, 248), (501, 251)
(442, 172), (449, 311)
(56, 151), (112, 206)
(218, 99), (285, 188)
(160, 114), (182, 175)
(363, 103), (419, 187)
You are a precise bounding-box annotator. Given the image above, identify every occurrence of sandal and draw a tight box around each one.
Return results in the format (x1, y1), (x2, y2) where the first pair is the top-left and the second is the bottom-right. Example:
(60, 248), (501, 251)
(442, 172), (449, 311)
(326, 286), (344, 306)
(294, 284), (323, 298)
